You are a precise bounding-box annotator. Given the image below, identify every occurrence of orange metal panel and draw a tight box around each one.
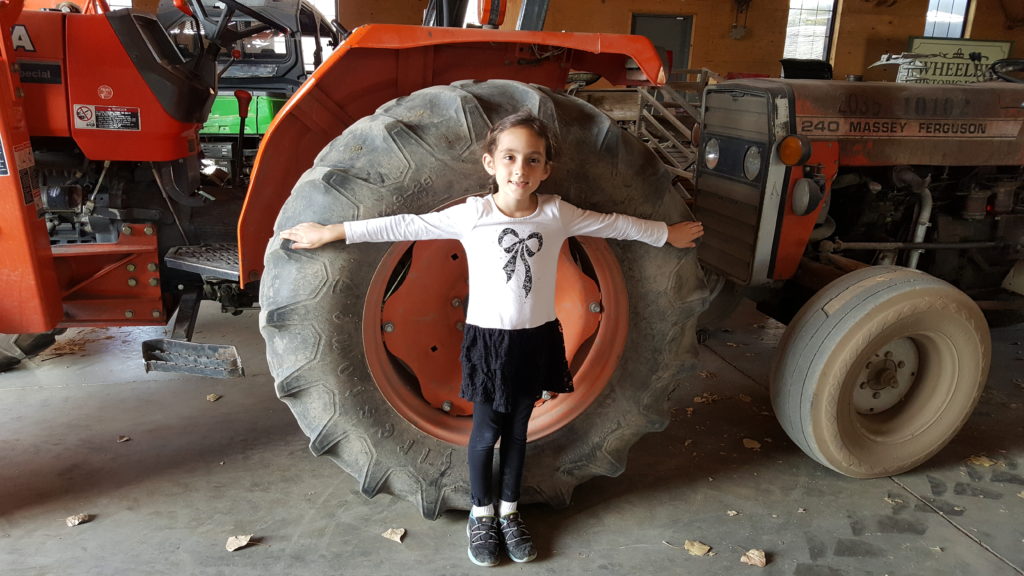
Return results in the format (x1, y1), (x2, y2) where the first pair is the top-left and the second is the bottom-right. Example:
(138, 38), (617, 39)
(52, 223), (165, 327)
(14, 10), (70, 137)
(237, 24), (666, 286)
(772, 141), (839, 280)
(65, 13), (196, 161)
(0, 0), (63, 334)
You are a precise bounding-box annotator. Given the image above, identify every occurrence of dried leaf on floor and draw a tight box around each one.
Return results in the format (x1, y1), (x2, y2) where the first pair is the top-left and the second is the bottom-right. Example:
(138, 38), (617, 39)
(225, 534), (255, 551)
(1016, 491), (1024, 499)
(884, 496), (903, 505)
(207, 394), (222, 402)
(725, 342), (741, 348)
(740, 549), (767, 567)
(797, 508), (807, 513)
(738, 394), (752, 403)
(697, 370), (718, 380)
(742, 438), (761, 451)
(726, 510), (739, 517)
(683, 540), (712, 556)
(930, 546), (943, 552)
(693, 392), (720, 405)
(66, 513), (92, 527)
(966, 455), (996, 467)
(686, 407), (694, 417)
(116, 435), (131, 443)
(382, 528), (406, 543)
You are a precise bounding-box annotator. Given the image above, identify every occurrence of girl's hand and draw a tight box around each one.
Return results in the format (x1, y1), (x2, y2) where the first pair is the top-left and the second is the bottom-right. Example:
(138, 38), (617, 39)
(280, 222), (346, 250)
(667, 220), (704, 249)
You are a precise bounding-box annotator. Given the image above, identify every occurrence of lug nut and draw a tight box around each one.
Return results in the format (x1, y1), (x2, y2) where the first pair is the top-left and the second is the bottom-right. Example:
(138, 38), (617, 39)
(149, 278), (159, 287)
(383, 322), (395, 333)
(124, 310), (135, 318)
(126, 264), (136, 272)
(147, 263), (157, 272)
(144, 226), (154, 235)
(441, 401), (453, 413)
(589, 302), (602, 313)
(151, 310), (161, 318)
(121, 225), (132, 234)
(127, 278), (137, 287)
(451, 298), (462, 308)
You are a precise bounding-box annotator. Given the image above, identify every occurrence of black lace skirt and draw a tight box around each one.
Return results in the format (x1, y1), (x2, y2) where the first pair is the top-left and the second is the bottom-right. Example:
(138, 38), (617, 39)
(460, 319), (574, 413)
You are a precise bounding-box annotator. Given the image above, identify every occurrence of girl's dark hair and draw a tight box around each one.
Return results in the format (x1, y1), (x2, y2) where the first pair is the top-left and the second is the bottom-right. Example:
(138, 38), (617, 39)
(484, 109), (557, 162)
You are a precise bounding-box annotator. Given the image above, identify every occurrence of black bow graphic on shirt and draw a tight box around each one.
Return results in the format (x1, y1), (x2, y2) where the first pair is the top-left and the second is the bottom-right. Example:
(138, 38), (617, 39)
(498, 228), (543, 297)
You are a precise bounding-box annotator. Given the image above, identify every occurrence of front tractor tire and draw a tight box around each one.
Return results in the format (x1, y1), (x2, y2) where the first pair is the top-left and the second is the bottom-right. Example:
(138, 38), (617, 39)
(771, 266), (990, 478)
(259, 80), (706, 519)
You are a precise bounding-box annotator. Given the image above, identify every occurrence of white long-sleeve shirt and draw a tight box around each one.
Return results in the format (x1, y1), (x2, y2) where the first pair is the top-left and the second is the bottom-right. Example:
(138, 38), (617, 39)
(346, 194), (668, 330)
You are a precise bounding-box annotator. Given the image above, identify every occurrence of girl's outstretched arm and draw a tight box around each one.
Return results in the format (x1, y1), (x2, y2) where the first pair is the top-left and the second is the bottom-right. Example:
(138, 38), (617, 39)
(666, 220), (704, 249)
(280, 222), (347, 250)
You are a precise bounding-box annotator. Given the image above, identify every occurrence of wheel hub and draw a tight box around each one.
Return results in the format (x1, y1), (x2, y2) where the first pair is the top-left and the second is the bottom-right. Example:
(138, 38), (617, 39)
(363, 236), (628, 445)
(853, 337), (919, 414)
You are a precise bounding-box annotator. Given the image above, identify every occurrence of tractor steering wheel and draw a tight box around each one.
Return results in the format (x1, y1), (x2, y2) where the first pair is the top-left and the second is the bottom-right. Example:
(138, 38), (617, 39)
(181, 0), (292, 48)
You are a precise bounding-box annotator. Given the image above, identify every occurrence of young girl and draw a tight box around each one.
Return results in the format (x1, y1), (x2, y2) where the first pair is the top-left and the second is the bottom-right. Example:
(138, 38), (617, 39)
(280, 110), (704, 567)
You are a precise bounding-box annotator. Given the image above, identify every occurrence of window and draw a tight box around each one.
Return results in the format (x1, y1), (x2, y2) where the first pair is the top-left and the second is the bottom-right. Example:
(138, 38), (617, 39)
(924, 0), (970, 38)
(783, 0), (837, 61)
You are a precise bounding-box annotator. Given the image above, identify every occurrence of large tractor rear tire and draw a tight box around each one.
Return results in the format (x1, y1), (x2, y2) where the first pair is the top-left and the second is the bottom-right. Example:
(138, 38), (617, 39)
(259, 80), (705, 519)
(0, 332), (60, 372)
(771, 266), (989, 477)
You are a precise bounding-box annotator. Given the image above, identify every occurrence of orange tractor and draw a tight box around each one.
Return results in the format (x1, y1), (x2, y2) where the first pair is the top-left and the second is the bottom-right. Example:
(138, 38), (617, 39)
(0, 0), (705, 518)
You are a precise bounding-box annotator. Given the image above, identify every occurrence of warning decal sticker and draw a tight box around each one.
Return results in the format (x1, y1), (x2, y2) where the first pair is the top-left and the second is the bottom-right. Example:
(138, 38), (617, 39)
(0, 135), (8, 177)
(73, 104), (141, 131)
(14, 142), (40, 210)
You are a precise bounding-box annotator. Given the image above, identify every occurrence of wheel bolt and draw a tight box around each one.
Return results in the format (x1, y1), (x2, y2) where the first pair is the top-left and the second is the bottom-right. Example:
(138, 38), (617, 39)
(124, 310), (134, 318)
(451, 298), (462, 308)
(127, 278), (137, 287)
(441, 401), (453, 413)
(126, 263), (136, 272)
(589, 302), (602, 313)
(383, 322), (395, 333)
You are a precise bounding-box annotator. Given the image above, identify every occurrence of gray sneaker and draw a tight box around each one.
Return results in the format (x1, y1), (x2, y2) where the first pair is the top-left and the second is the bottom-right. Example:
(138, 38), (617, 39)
(499, 512), (537, 563)
(467, 515), (501, 567)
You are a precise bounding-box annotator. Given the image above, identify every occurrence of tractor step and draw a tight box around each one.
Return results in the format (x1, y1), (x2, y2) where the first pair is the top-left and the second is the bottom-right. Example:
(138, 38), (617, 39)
(164, 243), (240, 281)
(139, 284), (243, 378)
(141, 339), (244, 378)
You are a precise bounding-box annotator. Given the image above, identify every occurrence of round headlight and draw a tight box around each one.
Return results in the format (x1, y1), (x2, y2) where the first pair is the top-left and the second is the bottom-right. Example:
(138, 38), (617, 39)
(743, 145), (762, 180)
(704, 138), (720, 170)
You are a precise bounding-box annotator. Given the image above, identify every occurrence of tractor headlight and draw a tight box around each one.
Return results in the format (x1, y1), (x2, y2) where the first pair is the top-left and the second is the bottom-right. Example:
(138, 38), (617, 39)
(704, 138), (720, 170)
(743, 145), (762, 180)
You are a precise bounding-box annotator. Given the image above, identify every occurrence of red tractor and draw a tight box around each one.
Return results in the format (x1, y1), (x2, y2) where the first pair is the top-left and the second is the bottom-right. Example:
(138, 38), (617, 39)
(693, 68), (1024, 479)
(1, 0), (705, 518)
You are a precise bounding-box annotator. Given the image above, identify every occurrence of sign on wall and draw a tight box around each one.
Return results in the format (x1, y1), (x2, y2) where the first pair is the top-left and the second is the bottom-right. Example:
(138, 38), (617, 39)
(898, 37), (1013, 84)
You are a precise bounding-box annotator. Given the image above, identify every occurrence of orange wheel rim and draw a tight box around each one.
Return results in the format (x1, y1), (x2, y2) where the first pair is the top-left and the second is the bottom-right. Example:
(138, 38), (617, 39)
(363, 236), (628, 446)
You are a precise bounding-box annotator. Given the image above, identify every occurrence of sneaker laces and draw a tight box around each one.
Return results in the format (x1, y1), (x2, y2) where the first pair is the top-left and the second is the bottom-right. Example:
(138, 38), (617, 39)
(500, 514), (532, 545)
(470, 517), (500, 545)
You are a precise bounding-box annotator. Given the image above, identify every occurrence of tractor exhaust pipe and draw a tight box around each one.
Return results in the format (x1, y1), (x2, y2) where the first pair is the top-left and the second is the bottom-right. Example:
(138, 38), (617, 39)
(893, 166), (933, 270)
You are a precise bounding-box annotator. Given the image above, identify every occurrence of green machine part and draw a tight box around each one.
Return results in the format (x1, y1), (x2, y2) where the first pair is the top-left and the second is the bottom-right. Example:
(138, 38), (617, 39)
(200, 93), (289, 136)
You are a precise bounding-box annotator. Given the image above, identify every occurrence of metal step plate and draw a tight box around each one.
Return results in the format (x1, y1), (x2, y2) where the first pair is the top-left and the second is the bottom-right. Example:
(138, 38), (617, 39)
(165, 243), (240, 280)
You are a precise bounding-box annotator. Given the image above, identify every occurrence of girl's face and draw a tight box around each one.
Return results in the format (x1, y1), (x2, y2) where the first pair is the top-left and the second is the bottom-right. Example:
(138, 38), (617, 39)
(482, 126), (551, 201)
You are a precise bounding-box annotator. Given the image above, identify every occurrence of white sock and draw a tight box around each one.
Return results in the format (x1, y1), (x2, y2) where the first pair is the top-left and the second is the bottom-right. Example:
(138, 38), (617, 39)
(499, 500), (517, 516)
(471, 504), (494, 518)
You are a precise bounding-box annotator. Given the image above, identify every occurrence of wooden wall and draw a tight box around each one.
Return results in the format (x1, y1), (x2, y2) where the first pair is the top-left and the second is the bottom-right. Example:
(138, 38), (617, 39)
(338, 0), (1023, 80)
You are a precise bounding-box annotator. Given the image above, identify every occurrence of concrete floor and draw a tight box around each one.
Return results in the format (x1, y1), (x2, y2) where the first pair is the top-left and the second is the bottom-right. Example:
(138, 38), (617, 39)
(1, 300), (1022, 576)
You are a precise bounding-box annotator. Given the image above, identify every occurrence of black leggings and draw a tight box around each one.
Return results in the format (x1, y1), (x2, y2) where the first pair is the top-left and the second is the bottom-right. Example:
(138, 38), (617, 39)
(468, 395), (536, 507)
